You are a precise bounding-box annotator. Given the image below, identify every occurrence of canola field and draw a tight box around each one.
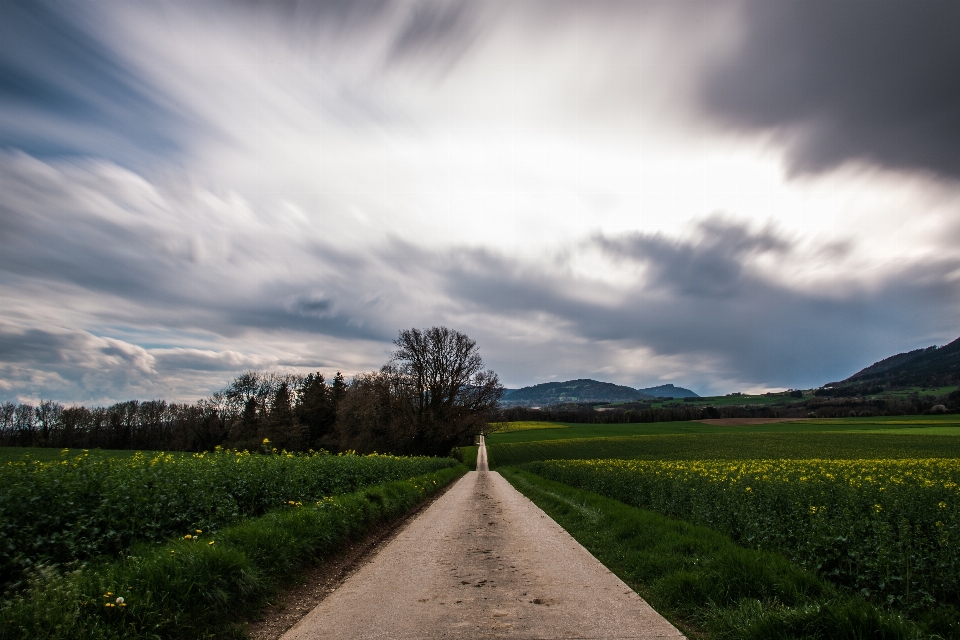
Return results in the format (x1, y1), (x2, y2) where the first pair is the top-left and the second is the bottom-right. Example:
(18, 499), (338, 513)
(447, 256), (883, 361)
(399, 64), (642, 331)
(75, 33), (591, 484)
(524, 457), (960, 612)
(0, 447), (457, 589)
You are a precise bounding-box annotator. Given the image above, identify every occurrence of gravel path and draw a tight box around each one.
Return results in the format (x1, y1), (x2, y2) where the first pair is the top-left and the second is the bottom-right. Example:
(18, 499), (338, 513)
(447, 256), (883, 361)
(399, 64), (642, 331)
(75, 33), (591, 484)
(281, 436), (684, 639)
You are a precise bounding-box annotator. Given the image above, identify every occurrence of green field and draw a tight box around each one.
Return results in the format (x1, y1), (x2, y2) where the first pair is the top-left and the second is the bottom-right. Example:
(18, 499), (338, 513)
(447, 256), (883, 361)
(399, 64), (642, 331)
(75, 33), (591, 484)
(0, 446), (151, 462)
(2, 466), (465, 640)
(1, 448), (458, 589)
(488, 432), (960, 467)
(486, 415), (960, 445)
(524, 457), (959, 612)
(502, 468), (929, 639)
(495, 415), (960, 637)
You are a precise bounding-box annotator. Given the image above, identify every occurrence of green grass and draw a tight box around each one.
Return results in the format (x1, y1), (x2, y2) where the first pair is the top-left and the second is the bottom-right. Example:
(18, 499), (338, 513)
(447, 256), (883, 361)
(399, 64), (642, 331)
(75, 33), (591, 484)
(460, 445), (478, 469)
(487, 421), (570, 433)
(0, 447), (153, 462)
(860, 427), (960, 435)
(486, 415), (960, 445)
(523, 457), (960, 616)
(487, 432), (960, 467)
(0, 465), (467, 640)
(1, 448), (459, 590)
(500, 468), (935, 639)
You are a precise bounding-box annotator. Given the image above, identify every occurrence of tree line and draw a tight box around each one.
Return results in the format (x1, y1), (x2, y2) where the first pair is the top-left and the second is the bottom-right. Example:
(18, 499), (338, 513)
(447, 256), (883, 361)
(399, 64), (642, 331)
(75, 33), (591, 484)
(0, 327), (503, 457)
(493, 387), (959, 424)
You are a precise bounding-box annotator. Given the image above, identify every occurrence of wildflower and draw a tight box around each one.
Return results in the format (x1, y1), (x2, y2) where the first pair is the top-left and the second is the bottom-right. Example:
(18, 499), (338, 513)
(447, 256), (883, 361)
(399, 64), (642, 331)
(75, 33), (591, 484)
(208, 540), (215, 545)
(116, 597), (124, 605)
(195, 529), (202, 534)
(184, 534), (192, 539)
(940, 501), (948, 509)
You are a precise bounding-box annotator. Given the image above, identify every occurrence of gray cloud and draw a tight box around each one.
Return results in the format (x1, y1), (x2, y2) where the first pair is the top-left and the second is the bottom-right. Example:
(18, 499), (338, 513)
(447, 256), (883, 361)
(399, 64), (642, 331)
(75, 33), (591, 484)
(3, 155), (960, 401)
(0, 1), (186, 166)
(3, 2), (960, 403)
(436, 220), (960, 391)
(700, 0), (960, 178)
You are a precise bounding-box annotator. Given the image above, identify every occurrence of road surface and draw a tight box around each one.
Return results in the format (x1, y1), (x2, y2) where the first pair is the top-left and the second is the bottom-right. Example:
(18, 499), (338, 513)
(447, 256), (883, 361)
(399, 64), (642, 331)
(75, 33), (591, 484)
(281, 435), (684, 639)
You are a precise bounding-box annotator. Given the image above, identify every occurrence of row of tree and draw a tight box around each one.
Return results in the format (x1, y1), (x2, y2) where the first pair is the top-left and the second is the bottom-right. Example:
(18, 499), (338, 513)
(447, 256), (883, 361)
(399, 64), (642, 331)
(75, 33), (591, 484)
(493, 387), (960, 424)
(0, 327), (504, 456)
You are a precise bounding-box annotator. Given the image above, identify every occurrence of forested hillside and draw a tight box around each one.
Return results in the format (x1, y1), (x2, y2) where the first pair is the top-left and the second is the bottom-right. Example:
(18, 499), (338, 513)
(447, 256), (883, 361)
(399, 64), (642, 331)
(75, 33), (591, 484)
(501, 379), (697, 407)
(824, 335), (960, 393)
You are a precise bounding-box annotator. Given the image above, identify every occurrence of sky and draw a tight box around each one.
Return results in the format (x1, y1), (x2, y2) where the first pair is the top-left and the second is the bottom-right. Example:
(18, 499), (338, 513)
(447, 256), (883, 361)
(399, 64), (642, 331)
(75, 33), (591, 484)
(2, 0), (960, 404)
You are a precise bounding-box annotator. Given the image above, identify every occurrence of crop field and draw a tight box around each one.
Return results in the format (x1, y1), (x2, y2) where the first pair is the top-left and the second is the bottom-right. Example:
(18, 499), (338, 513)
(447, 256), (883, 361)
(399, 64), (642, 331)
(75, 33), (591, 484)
(0, 447), (149, 462)
(523, 457), (960, 614)
(487, 421), (570, 434)
(0, 447), (458, 589)
(486, 414), (960, 445)
(487, 431), (960, 467)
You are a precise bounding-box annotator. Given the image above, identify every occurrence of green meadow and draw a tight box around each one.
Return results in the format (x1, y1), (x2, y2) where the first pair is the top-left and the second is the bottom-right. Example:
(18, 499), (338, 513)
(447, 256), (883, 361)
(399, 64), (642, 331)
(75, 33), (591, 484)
(493, 415), (960, 638)
(486, 414), (960, 445)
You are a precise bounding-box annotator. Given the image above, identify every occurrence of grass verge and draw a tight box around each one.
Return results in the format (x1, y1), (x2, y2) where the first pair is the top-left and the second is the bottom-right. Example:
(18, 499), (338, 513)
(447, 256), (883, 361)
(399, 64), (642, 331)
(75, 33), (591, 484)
(0, 465), (467, 640)
(499, 467), (936, 640)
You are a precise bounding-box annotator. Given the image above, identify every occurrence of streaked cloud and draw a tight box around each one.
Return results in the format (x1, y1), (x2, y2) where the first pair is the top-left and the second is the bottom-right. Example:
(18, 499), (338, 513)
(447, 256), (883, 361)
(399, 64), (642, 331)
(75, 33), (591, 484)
(1, 1), (959, 403)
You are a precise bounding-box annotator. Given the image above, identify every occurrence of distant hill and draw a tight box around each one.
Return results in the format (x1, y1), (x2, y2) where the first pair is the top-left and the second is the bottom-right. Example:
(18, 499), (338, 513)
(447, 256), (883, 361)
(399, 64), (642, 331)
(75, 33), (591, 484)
(636, 384), (697, 398)
(500, 379), (698, 407)
(826, 335), (960, 390)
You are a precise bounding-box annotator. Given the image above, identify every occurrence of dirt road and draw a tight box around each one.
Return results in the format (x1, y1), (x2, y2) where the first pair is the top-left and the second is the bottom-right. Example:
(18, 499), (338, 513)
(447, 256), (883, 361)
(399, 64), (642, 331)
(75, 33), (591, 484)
(281, 436), (683, 639)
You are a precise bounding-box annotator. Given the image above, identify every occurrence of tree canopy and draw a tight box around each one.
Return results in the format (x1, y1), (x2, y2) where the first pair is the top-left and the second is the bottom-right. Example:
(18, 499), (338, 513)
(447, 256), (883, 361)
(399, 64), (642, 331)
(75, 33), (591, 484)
(386, 326), (503, 455)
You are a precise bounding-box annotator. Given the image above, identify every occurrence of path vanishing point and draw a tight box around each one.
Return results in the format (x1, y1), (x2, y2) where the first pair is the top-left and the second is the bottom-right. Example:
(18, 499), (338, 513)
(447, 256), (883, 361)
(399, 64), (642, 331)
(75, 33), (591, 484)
(281, 435), (685, 639)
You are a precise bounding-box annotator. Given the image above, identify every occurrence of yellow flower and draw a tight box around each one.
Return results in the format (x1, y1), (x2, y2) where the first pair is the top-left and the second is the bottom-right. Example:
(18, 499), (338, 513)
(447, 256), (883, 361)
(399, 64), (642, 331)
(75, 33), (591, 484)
(195, 529), (202, 534)
(208, 540), (215, 545)
(184, 534), (192, 539)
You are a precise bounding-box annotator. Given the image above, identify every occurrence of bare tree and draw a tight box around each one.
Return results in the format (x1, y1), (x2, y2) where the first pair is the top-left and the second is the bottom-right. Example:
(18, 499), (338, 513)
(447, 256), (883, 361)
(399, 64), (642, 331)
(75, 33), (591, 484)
(387, 326), (503, 455)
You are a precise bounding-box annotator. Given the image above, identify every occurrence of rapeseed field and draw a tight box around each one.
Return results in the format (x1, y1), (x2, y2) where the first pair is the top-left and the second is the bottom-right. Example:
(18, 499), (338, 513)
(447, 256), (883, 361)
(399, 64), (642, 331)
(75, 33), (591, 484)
(526, 457), (959, 613)
(0, 447), (457, 589)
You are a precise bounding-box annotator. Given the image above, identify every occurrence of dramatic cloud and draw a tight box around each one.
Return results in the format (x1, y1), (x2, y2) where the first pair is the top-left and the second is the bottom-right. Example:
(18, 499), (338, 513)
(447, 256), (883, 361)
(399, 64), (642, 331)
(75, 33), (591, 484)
(700, 0), (960, 178)
(2, 1), (959, 403)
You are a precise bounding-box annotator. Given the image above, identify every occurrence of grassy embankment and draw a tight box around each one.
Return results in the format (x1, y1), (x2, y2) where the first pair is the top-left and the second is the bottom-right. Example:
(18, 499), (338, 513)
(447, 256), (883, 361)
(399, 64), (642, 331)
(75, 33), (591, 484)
(493, 417), (960, 639)
(0, 448), (466, 640)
